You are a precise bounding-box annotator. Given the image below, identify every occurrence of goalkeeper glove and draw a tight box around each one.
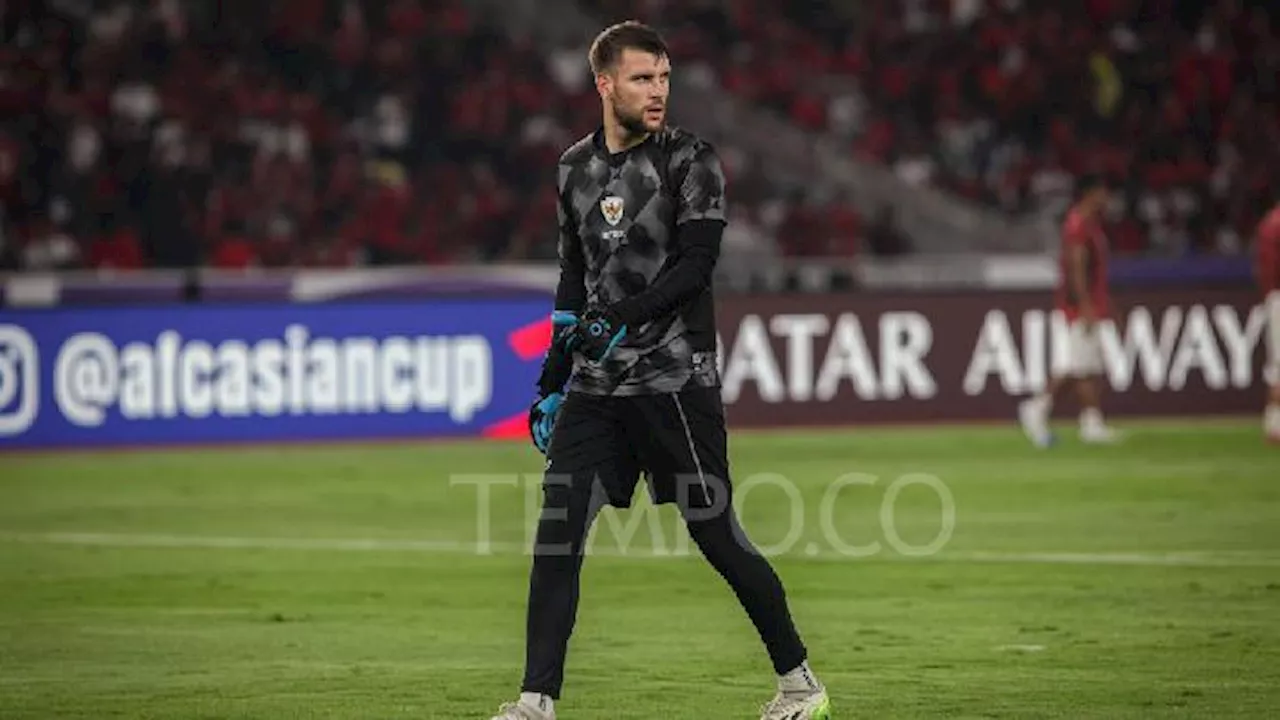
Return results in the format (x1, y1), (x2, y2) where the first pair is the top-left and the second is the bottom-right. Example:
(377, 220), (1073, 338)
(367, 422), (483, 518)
(528, 310), (578, 455)
(535, 310), (579, 397)
(573, 307), (627, 362)
(528, 392), (563, 455)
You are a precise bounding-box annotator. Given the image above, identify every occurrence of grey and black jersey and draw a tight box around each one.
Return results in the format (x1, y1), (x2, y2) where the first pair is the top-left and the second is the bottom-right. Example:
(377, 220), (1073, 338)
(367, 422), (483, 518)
(553, 125), (728, 397)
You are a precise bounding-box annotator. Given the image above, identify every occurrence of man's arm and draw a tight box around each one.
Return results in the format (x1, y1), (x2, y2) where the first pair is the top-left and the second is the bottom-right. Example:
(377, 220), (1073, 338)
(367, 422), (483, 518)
(1255, 231), (1266, 291)
(1256, 220), (1277, 293)
(536, 167), (586, 396)
(608, 219), (723, 327)
(608, 142), (727, 328)
(554, 165), (587, 314)
(1069, 242), (1094, 322)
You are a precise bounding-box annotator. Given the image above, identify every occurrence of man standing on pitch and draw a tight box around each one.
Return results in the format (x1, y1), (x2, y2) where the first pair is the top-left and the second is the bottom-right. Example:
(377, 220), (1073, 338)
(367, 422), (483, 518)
(1019, 174), (1121, 447)
(491, 21), (830, 720)
(1255, 200), (1280, 443)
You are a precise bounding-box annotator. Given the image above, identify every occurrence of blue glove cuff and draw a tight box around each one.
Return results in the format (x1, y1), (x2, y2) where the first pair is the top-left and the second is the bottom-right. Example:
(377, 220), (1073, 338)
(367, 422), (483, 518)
(551, 311), (579, 353)
(536, 392), (564, 415)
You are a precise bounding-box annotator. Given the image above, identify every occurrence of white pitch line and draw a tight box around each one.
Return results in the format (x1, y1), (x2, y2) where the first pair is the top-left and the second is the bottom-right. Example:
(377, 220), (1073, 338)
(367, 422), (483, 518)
(931, 550), (1280, 567)
(2, 531), (1280, 568)
(997, 644), (1047, 653)
(0, 532), (480, 553)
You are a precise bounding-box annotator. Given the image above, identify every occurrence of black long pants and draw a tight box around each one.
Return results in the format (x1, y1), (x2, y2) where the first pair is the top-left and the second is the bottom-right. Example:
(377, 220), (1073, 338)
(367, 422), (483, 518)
(521, 387), (808, 699)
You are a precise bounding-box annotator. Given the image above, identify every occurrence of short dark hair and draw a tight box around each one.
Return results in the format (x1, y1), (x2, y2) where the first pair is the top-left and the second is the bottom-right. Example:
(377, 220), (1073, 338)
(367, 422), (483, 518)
(1076, 172), (1110, 198)
(588, 21), (669, 75)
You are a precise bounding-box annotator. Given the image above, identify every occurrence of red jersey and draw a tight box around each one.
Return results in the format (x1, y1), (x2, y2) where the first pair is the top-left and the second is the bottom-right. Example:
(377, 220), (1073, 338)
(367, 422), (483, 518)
(1256, 206), (1280, 294)
(1056, 206), (1109, 320)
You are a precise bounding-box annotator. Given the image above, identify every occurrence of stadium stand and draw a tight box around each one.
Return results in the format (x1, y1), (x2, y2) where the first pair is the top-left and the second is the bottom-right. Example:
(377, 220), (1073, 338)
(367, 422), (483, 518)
(1, 0), (1276, 271)
(0, 0), (812, 271)
(583, 0), (1280, 257)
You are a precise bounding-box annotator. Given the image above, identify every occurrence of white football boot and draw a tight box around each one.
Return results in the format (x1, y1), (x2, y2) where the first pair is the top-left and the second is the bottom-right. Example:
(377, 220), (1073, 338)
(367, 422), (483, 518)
(489, 695), (554, 720)
(760, 687), (832, 720)
(1079, 424), (1122, 444)
(1079, 409), (1121, 444)
(1018, 398), (1055, 448)
(761, 663), (831, 720)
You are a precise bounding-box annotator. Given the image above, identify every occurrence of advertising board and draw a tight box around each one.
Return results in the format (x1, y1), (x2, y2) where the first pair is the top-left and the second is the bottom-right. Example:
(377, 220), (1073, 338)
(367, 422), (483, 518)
(1, 287), (1267, 448)
(714, 288), (1269, 426)
(0, 300), (551, 449)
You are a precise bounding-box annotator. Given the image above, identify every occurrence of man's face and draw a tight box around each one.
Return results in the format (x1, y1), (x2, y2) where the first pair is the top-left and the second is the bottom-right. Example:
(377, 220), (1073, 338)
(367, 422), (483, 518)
(600, 48), (671, 135)
(1088, 187), (1111, 213)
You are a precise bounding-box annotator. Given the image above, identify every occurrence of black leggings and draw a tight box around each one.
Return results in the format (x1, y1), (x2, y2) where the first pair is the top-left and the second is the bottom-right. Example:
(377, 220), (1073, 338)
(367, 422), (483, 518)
(520, 467), (808, 698)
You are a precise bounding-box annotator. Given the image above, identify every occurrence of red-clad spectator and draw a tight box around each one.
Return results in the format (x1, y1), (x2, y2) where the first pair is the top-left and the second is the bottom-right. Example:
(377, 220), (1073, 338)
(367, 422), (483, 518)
(431, 1), (471, 34)
(360, 178), (411, 264)
(0, 129), (19, 210)
(790, 92), (827, 132)
(332, 3), (368, 71)
(88, 223), (144, 270)
(826, 203), (863, 257)
(272, 0), (325, 45)
(301, 234), (360, 267)
(387, 0), (428, 40)
(210, 232), (258, 270)
(259, 216), (298, 268)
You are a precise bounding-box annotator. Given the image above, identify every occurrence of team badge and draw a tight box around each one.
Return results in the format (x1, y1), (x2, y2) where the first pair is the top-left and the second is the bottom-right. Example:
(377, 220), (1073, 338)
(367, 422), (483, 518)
(600, 195), (625, 226)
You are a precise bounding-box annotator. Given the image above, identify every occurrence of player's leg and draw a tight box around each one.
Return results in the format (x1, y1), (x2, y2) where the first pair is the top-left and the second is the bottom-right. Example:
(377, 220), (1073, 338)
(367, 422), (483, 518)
(493, 394), (636, 720)
(520, 470), (607, 702)
(1020, 373), (1069, 447)
(1266, 380), (1280, 443)
(1264, 290), (1280, 442)
(1020, 318), (1097, 447)
(1073, 320), (1119, 443)
(628, 387), (829, 719)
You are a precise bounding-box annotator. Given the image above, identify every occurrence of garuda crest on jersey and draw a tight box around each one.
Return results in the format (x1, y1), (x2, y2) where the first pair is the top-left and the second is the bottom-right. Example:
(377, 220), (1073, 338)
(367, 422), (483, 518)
(600, 195), (625, 226)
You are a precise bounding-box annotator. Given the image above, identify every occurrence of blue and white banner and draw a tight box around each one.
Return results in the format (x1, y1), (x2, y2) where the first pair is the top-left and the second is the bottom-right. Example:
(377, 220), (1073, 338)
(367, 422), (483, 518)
(0, 300), (554, 449)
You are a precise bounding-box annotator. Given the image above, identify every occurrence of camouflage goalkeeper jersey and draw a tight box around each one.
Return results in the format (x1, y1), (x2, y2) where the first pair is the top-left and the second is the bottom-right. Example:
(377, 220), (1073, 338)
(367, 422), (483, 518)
(554, 125), (727, 397)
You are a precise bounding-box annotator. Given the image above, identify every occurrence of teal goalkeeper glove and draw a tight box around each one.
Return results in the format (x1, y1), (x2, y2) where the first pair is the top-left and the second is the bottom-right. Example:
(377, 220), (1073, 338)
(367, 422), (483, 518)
(528, 310), (578, 455)
(528, 392), (563, 455)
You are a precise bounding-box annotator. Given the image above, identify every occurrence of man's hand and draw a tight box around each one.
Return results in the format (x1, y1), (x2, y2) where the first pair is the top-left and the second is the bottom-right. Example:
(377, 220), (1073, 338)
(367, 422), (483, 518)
(534, 311), (580, 400)
(571, 307), (627, 363)
(528, 392), (564, 455)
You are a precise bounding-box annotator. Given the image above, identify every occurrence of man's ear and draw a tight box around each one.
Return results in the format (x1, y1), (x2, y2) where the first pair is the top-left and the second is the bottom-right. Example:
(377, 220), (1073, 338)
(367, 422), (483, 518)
(595, 71), (611, 99)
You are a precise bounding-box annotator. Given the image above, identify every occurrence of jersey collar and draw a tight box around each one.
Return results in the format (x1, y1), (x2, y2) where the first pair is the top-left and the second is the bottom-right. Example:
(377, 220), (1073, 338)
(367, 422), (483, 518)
(593, 126), (657, 163)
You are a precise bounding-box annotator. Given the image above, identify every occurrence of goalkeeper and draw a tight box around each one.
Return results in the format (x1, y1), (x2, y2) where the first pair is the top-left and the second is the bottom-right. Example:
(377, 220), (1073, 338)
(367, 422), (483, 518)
(491, 20), (829, 720)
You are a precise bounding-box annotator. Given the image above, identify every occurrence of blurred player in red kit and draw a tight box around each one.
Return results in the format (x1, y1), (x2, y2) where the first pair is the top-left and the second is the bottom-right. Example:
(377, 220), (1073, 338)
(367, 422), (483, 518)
(1019, 175), (1121, 447)
(1255, 201), (1280, 442)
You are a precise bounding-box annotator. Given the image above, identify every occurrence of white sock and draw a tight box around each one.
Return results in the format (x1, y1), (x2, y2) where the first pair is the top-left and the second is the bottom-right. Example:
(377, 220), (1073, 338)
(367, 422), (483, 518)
(1023, 393), (1051, 416)
(1266, 404), (1280, 432)
(520, 692), (553, 714)
(779, 660), (822, 693)
(1080, 407), (1106, 432)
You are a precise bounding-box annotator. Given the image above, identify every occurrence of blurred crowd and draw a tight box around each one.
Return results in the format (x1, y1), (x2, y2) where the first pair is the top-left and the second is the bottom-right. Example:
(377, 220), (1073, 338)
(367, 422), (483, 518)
(1, 0), (1276, 271)
(3, 0), (582, 270)
(596, 0), (1280, 256)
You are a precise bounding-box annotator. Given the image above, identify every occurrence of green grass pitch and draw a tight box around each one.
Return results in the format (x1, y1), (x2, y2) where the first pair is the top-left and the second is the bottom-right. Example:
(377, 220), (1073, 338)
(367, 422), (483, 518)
(2, 419), (1278, 718)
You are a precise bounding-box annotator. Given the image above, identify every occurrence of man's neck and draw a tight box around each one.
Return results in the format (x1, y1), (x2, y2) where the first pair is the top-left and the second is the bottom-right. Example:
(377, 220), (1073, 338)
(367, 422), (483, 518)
(603, 121), (649, 155)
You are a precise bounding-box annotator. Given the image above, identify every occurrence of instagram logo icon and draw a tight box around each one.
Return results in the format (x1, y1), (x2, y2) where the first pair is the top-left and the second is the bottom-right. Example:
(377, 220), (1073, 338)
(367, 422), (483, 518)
(0, 325), (38, 436)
